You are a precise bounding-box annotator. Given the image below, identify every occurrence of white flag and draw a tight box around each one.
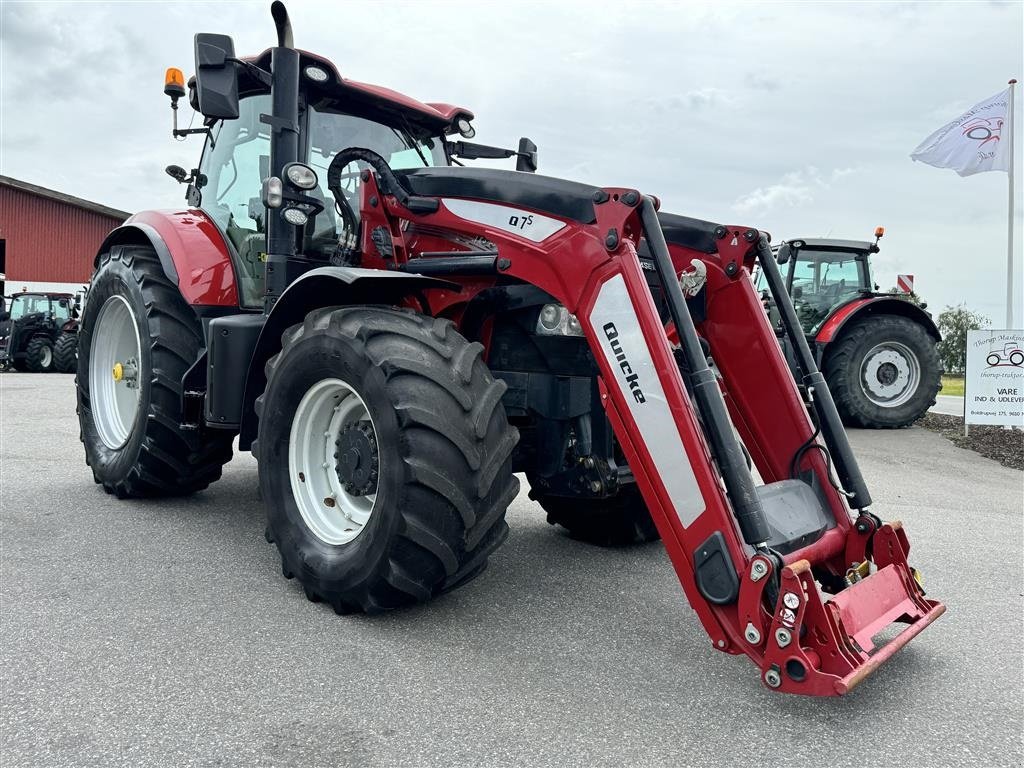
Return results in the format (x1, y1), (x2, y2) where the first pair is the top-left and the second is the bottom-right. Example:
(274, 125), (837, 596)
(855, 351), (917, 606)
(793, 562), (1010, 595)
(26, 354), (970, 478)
(911, 88), (1011, 177)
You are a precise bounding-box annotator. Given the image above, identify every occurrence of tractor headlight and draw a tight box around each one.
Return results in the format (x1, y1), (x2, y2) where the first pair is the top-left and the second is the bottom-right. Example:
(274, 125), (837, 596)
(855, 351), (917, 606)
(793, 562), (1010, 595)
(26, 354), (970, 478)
(262, 176), (283, 208)
(535, 303), (585, 337)
(284, 162), (318, 190)
(282, 206), (309, 227)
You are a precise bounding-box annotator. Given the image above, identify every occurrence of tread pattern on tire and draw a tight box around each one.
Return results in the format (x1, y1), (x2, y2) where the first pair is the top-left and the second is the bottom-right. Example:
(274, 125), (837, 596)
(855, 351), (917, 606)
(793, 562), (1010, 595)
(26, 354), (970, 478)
(258, 306), (519, 613)
(53, 332), (78, 373)
(530, 482), (660, 547)
(78, 245), (233, 497)
(824, 314), (941, 429)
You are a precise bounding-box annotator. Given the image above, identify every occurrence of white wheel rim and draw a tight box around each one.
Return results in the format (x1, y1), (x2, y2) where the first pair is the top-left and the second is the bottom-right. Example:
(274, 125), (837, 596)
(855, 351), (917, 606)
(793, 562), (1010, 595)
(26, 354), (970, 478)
(39, 346), (52, 368)
(860, 341), (920, 408)
(89, 296), (142, 449)
(288, 378), (379, 545)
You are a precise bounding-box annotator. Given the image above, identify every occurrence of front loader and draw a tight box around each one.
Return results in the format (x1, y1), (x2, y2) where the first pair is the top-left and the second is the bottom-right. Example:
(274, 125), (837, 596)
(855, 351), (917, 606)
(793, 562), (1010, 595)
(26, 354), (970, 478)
(75, 2), (943, 696)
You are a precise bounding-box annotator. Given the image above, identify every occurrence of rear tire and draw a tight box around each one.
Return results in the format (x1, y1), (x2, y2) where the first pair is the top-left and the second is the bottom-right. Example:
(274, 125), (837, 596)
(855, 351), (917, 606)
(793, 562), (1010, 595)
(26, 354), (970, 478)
(529, 481), (660, 546)
(76, 244), (234, 497)
(824, 315), (940, 428)
(54, 332), (78, 373)
(256, 307), (519, 613)
(25, 336), (55, 372)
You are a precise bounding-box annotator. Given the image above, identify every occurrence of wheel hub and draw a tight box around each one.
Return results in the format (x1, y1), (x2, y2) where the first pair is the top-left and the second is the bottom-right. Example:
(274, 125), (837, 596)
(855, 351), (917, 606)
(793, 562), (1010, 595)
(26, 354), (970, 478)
(876, 361), (899, 387)
(860, 342), (920, 408)
(335, 422), (379, 496)
(288, 378), (379, 546)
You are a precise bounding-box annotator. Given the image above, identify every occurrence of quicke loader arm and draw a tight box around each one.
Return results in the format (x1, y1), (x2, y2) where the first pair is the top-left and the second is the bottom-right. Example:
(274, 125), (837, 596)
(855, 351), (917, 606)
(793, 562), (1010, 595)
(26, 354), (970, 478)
(352, 163), (944, 696)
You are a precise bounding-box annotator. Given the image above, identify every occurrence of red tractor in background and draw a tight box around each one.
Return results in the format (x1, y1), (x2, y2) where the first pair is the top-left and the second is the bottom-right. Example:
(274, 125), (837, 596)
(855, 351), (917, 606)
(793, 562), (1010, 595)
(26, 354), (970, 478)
(756, 232), (942, 428)
(74, 2), (943, 695)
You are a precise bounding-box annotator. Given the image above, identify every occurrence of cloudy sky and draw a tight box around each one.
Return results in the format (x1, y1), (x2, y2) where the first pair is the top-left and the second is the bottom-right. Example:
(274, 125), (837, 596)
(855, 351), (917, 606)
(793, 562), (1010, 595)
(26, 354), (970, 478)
(1, 0), (1021, 323)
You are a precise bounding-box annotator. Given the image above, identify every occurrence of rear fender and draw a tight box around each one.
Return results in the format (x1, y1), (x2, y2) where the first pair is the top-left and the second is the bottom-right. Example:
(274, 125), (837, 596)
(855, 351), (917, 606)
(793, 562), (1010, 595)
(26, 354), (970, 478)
(815, 297), (940, 346)
(95, 210), (239, 307)
(237, 267), (458, 448)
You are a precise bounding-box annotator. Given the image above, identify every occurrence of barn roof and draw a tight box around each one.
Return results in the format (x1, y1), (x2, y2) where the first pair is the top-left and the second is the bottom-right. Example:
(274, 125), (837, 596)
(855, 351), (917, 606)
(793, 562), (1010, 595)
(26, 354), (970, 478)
(0, 175), (129, 221)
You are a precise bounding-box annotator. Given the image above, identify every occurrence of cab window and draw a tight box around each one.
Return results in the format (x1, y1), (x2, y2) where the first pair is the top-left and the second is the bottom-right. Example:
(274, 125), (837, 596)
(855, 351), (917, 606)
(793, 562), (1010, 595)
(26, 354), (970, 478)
(52, 298), (72, 322)
(306, 106), (444, 244)
(199, 94), (272, 309)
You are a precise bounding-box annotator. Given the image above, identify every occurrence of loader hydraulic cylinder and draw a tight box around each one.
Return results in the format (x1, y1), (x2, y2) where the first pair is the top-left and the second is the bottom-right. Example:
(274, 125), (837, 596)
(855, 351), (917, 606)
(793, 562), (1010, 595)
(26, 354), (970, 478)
(753, 236), (872, 510)
(639, 198), (772, 547)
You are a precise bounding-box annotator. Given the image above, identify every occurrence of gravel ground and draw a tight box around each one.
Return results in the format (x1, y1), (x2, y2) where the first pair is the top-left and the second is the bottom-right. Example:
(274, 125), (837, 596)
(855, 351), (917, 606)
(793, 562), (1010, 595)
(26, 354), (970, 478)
(918, 413), (1024, 470)
(1, 373), (1022, 768)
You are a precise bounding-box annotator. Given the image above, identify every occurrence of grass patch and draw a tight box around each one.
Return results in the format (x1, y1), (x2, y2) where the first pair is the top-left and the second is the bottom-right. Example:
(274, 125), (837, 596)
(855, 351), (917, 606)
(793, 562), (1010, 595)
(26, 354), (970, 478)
(940, 376), (964, 396)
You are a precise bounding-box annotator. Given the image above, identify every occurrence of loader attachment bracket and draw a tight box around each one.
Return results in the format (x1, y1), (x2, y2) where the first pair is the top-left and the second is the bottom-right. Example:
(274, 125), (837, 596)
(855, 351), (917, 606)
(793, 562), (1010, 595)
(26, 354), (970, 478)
(754, 525), (944, 695)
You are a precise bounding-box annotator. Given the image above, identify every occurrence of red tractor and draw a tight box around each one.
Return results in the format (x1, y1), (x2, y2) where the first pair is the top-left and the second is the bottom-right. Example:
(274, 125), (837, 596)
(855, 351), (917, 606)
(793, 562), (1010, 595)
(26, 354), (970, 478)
(756, 231), (942, 428)
(76, 3), (943, 695)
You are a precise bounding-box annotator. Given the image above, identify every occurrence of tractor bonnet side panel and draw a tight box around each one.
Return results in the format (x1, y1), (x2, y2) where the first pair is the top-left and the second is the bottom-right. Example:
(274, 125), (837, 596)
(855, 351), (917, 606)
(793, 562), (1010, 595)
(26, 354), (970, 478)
(125, 210), (239, 307)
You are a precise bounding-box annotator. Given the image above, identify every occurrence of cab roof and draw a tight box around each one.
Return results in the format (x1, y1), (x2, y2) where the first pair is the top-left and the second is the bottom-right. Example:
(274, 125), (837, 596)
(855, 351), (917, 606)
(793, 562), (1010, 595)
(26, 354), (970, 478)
(784, 237), (876, 253)
(243, 49), (474, 133)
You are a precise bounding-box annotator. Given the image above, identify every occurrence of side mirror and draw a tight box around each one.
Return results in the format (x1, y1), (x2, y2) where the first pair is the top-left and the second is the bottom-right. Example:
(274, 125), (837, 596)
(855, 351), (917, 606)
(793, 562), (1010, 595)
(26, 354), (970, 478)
(193, 33), (239, 119)
(516, 137), (538, 173)
(776, 243), (792, 265)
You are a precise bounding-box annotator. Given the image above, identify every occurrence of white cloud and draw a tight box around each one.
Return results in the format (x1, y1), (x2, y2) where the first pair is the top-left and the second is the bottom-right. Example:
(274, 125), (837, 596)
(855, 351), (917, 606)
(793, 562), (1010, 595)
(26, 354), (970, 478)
(0, 0), (1020, 319)
(732, 167), (859, 215)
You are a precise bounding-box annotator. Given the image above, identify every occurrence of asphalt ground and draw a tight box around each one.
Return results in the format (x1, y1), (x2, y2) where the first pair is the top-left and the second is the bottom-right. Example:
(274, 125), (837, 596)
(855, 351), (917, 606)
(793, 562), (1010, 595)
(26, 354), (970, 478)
(930, 394), (965, 417)
(1, 372), (1022, 768)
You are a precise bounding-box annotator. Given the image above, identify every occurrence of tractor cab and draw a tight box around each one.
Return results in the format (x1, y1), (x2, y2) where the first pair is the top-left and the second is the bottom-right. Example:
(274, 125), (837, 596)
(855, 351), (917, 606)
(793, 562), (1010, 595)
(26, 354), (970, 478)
(773, 238), (877, 334)
(0, 292), (77, 372)
(165, 48), (536, 308)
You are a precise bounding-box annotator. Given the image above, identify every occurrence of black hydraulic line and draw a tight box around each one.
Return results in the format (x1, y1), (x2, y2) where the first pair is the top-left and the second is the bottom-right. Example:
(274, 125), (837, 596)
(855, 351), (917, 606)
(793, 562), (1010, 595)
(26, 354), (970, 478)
(753, 235), (872, 509)
(638, 198), (772, 547)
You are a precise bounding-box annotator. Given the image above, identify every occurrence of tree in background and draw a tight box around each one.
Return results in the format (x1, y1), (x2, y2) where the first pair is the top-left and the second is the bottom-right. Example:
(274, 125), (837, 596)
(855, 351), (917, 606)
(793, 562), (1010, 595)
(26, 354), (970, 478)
(936, 305), (990, 376)
(884, 286), (927, 308)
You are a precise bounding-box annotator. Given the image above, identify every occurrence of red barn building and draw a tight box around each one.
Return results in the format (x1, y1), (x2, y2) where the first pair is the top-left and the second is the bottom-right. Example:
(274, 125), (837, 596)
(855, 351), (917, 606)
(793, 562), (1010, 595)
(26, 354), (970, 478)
(0, 175), (128, 297)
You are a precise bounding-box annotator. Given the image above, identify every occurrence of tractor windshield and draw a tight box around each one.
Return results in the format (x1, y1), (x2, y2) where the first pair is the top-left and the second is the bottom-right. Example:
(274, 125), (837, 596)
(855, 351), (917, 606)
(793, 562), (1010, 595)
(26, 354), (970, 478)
(198, 94), (448, 308)
(788, 250), (869, 331)
(7, 295), (51, 320)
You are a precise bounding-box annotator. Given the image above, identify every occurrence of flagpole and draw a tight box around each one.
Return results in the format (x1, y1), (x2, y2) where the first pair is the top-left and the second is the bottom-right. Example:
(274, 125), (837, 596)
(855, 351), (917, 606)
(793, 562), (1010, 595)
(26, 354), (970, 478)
(1008, 78), (1017, 329)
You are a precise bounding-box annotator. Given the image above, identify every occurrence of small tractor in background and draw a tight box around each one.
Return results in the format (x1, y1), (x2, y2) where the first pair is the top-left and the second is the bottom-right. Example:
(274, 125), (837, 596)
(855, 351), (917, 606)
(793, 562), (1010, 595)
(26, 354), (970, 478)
(0, 291), (80, 373)
(74, 2), (944, 696)
(756, 230), (941, 428)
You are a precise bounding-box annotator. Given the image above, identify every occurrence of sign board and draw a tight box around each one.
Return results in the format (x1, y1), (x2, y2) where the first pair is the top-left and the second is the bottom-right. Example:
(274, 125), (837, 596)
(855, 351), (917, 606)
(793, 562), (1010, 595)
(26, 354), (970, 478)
(897, 274), (914, 293)
(965, 329), (1024, 426)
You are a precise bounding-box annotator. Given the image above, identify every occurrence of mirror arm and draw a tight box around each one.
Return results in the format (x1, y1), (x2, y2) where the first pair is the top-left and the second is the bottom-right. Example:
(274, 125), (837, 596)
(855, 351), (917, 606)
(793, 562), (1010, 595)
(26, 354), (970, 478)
(169, 97), (214, 144)
(227, 57), (272, 88)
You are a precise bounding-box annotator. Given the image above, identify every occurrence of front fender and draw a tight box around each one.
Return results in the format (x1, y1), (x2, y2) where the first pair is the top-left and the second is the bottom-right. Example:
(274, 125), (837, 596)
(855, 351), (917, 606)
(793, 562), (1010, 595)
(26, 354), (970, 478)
(237, 267), (458, 448)
(95, 209), (238, 307)
(815, 297), (941, 345)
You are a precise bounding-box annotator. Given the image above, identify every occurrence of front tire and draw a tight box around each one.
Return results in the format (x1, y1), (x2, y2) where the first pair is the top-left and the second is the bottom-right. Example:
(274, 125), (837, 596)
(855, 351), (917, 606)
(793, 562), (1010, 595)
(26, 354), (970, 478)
(25, 336), (55, 372)
(76, 244), (234, 497)
(824, 315), (940, 428)
(256, 307), (519, 613)
(54, 332), (78, 373)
